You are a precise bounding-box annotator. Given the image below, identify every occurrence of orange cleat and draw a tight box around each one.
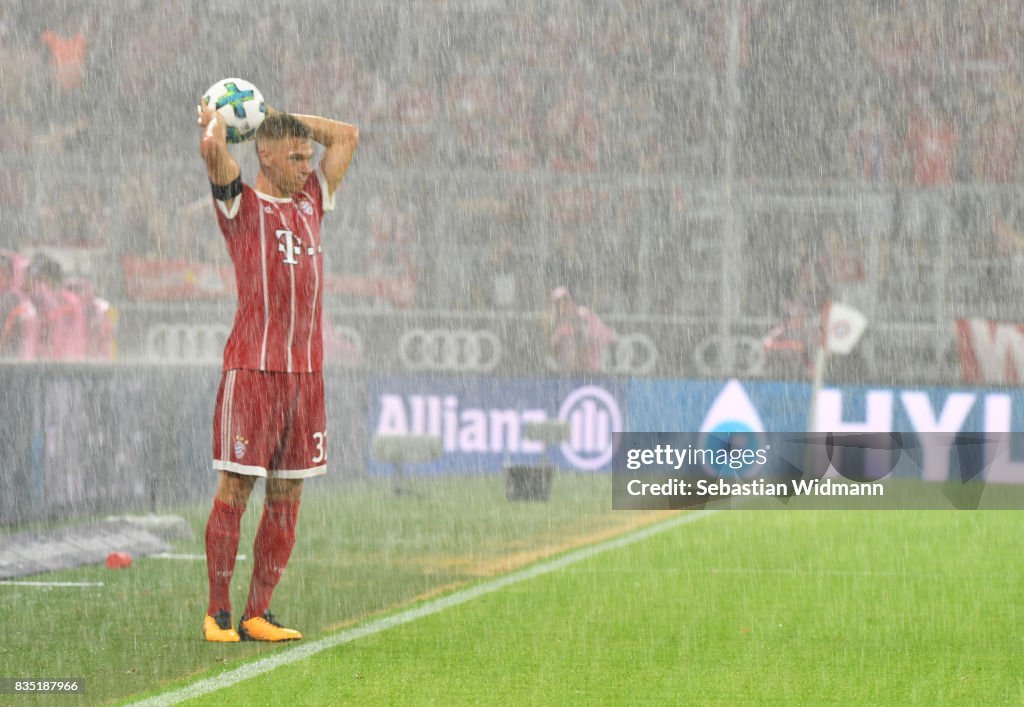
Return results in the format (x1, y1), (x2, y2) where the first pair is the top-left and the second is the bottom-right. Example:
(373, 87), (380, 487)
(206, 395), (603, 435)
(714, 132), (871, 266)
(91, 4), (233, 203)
(203, 610), (241, 642)
(238, 611), (303, 642)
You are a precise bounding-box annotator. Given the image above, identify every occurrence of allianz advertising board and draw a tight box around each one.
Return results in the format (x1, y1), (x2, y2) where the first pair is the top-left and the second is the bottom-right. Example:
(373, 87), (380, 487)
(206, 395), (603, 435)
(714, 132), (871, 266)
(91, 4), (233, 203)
(367, 376), (627, 475)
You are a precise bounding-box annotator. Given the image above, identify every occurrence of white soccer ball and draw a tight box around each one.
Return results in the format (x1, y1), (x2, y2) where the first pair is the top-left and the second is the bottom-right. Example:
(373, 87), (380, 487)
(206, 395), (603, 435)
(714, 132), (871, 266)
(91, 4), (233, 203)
(203, 77), (267, 144)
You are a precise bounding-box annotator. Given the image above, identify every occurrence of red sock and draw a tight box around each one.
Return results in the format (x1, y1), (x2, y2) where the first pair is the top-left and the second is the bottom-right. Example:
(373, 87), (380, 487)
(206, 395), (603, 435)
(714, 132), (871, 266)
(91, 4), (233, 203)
(206, 498), (245, 616)
(244, 499), (300, 620)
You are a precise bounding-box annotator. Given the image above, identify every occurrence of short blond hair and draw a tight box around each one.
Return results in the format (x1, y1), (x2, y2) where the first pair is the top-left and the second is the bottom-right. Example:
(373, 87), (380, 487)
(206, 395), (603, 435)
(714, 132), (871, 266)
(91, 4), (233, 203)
(255, 113), (310, 146)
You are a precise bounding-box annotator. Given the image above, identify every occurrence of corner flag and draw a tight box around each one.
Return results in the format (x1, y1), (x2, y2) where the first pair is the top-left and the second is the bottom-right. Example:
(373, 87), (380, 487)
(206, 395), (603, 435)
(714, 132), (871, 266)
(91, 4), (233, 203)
(824, 301), (867, 356)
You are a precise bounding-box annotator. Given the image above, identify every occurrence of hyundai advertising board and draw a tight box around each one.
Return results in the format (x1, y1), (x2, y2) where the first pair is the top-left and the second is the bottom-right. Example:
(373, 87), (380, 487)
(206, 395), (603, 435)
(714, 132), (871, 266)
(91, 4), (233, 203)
(628, 378), (1024, 484)
(367, 376), (627, 475)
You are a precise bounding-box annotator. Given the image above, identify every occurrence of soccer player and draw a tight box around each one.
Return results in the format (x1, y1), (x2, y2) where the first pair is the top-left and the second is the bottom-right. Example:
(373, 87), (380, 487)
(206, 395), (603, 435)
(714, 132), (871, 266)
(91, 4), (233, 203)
(196, 96), (358, 642)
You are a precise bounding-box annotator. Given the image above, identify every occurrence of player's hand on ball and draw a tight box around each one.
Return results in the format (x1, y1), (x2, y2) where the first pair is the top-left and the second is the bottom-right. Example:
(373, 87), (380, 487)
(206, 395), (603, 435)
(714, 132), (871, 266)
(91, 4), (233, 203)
(197, 96), (230, 162)
(197, 96), (217, 128)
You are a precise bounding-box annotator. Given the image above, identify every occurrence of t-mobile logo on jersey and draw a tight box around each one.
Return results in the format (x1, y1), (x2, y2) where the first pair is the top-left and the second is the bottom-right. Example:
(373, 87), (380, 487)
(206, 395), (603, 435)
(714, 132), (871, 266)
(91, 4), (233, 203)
(276, 229), (322, 266)
(276, 230), (302, 265)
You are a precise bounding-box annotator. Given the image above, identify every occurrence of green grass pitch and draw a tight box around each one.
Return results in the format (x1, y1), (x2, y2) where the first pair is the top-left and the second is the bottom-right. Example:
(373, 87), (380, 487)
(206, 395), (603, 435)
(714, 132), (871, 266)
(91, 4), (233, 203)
(2, 474), (1024, 705)
(176, 509), (1024, 706)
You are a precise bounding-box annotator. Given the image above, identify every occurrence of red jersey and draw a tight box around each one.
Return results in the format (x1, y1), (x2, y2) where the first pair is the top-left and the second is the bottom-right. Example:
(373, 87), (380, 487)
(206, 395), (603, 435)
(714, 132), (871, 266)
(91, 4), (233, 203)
(40, 30), (87, 90)
(214, 169), (334, 373)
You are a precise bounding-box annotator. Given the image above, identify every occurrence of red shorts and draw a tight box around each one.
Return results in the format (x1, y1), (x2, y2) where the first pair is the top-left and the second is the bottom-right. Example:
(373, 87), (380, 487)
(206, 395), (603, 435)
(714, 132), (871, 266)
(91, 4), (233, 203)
(212, 369), (327, 479)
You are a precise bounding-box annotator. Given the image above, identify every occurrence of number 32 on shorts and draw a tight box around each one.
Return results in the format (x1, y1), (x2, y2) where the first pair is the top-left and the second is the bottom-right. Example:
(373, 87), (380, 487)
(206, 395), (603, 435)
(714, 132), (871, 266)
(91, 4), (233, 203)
(312, 431), (326, 464)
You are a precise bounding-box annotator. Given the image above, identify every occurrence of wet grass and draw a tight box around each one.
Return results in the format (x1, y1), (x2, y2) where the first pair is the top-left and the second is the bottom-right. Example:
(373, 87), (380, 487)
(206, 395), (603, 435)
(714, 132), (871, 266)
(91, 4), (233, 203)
(176, 510), (1024, 706)
(0, 472), (646, 705)
(5, 476), (1024, 705)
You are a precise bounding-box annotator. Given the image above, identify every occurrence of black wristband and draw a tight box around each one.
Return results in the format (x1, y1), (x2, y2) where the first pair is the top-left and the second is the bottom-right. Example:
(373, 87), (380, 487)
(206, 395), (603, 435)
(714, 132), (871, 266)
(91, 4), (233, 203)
(211, 177), (243, 201)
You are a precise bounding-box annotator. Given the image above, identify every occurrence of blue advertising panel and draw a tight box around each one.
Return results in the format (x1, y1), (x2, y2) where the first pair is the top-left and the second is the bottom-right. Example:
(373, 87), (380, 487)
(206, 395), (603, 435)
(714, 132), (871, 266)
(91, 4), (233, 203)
(627, 378), (1024, 484)
(362, 375), (1024, 483)
(367, 376), (628, 475)
(629, 378), (812, 433)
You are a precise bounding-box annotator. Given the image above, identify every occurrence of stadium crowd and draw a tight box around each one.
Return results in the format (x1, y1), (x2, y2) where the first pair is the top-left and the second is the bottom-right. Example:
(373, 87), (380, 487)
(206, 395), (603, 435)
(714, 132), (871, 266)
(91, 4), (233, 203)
(0, 1), (1023, 362)
(0, 250), (115, 360)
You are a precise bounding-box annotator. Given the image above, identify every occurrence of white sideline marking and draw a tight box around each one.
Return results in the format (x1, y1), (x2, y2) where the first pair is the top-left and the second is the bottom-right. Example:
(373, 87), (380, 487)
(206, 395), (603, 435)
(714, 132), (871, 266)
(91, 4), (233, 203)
(151, 553), (247, 561)
(708, 567), (954, 578)
(581, 567), (960, 578)
(0, 581), (104, 587)
(129, 510), (717, 706)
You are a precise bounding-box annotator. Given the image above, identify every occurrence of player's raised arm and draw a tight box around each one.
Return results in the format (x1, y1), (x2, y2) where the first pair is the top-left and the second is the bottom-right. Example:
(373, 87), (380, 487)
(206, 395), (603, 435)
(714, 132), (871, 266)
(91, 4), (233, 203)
(286, 111), (359, 196)
(197, 97), (242, 194)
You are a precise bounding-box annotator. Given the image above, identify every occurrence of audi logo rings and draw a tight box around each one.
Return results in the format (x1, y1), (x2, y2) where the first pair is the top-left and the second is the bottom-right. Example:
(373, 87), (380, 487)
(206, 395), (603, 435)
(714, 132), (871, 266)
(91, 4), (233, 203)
(600, 333), (658, 375)
(145, 323), (229, 363)
(398, 328), (503, 372)
(693, 335), (766, 377)
(545, 332), (659, 375)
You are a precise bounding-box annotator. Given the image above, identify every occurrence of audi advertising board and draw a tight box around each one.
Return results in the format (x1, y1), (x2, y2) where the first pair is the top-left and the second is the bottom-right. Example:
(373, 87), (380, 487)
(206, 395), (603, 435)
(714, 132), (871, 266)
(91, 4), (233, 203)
(628, 378), (1024, 483)
(368, 376), (628, 475)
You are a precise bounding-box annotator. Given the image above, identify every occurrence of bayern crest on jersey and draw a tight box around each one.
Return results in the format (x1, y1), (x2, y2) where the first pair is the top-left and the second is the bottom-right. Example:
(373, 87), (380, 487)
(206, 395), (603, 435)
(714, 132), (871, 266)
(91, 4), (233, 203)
(234, 435), (248, 459)
(298, 198), (314, 216)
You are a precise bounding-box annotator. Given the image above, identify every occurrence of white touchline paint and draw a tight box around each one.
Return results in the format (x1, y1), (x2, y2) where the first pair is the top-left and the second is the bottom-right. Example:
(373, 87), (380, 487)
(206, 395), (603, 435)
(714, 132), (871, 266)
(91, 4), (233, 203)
(581, 567), (968, 578)
(130, 509), (717, 707)
(151, 554), (247, 561)
(0, 581), (105, 587)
